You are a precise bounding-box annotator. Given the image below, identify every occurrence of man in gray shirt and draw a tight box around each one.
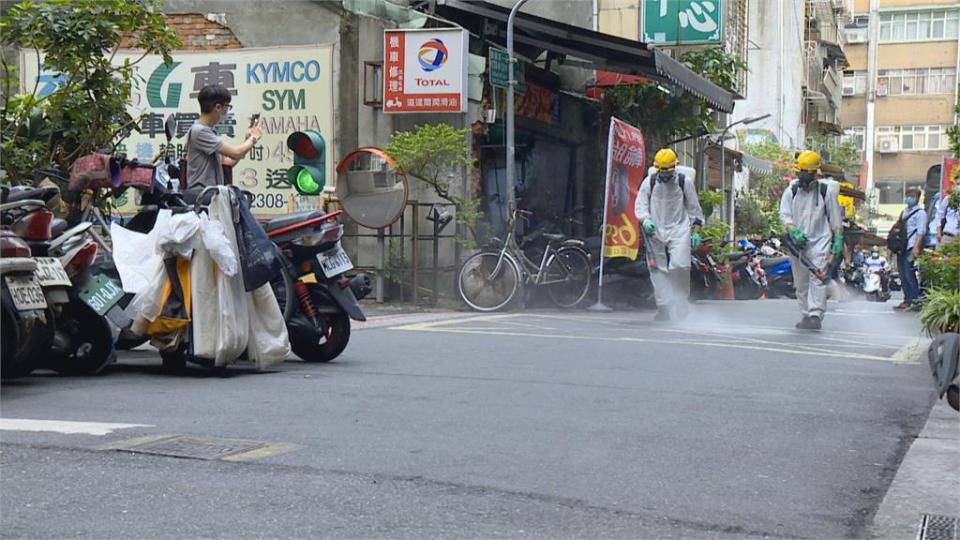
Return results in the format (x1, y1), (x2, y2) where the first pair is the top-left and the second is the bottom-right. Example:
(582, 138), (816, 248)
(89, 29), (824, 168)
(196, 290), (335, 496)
(186, 84), (262, 190)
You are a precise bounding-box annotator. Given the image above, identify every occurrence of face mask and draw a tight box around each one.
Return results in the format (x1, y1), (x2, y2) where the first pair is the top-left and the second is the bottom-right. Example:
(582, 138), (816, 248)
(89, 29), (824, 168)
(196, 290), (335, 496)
(657, 170), (676, 184)
(797, 171), (816, 188)
(904, 196), (917, 206)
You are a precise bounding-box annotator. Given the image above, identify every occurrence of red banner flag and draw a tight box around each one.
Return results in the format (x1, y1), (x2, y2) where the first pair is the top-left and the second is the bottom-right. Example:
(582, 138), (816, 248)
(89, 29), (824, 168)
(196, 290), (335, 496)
(943, 157), (960, 194)
(602, 117), (647, 260)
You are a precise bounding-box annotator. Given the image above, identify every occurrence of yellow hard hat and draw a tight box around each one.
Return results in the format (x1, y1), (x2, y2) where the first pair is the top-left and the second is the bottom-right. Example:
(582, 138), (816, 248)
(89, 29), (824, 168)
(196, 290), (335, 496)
(795, 150), (821, 172)
(654, 148), (678, 170)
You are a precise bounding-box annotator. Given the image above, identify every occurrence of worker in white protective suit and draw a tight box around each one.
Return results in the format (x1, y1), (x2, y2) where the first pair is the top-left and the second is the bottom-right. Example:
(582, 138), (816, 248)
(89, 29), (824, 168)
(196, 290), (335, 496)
(779, 150), (844, 330)
(635, 148), (705, 321)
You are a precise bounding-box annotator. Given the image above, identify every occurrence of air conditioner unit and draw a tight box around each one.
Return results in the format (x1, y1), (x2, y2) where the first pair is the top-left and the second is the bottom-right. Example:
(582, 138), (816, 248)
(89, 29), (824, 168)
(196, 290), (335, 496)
(845, 28), (868, 43)
(842, 86), (855, 96)
(876, 86), (888, 96)
(878, 136), (899, 153)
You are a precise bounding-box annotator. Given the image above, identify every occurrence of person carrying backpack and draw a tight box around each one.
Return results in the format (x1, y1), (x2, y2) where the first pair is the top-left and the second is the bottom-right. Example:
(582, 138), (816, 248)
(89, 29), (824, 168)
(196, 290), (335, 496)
(634, 148), (704, 321)
(779, 150), (844, 330)
(888, 186), (927, 311)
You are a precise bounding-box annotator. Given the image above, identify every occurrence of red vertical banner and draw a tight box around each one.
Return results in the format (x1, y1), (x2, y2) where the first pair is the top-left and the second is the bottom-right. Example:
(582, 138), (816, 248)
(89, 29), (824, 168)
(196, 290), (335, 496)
(942, 157), (960, 194)
(602, 117), (647, 260)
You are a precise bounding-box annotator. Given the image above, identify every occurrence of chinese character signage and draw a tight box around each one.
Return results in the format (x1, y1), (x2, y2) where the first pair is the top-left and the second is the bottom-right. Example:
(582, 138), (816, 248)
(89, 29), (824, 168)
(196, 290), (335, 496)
(383, 28), (468, 113)
(494, 80), (560, 125)
(20, 45), (334, 215)
(488, 47), (525, 94)
(642, 0), (723, 45)
(602, 118), (647, 260)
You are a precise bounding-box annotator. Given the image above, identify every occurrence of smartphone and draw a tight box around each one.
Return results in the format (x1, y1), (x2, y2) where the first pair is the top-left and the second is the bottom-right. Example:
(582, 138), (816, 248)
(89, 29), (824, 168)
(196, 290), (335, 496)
(249, 113), (261, 127)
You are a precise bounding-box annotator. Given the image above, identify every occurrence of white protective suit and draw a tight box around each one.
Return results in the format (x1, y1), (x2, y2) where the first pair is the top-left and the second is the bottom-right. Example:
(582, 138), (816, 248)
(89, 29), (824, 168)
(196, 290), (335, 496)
(634, 167), (705, 308)
(779, 179), (843, 320)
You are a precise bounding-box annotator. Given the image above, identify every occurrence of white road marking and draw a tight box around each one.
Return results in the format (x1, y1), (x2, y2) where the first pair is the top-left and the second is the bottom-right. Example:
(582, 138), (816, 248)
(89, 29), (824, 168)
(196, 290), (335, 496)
(392, 322), (906, 363)
(0, 419), (153, 436)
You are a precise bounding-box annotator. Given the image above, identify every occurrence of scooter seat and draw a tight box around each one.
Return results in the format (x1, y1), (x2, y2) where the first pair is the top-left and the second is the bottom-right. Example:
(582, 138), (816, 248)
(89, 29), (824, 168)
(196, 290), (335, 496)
(761, 256), (789, 268)
(51, 218), (68, 237)
(263, 210), (327, 232)
(5, 186), (58, 203)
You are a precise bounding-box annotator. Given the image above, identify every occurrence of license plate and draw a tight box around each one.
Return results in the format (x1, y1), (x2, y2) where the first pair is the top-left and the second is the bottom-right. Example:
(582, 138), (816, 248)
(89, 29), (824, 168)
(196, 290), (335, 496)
(34, 257), (72, 287)
(4, 275), (48, 311)
(317, 245), (354, 277)
(77, 275), (124, 316)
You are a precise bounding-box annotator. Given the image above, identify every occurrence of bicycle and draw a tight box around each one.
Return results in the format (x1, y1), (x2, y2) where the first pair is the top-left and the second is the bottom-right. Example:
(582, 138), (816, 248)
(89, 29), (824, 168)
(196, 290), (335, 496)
(457, 207), (592, 311)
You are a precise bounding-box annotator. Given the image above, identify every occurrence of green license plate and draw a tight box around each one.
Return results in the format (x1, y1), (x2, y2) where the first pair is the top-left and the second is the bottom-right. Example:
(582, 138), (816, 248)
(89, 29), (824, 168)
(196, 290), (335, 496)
(77, 275), (125, 316)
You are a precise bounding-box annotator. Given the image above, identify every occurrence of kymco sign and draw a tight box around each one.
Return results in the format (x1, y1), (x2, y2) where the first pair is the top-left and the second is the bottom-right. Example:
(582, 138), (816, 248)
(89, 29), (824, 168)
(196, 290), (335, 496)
(383, 28), (468, 113)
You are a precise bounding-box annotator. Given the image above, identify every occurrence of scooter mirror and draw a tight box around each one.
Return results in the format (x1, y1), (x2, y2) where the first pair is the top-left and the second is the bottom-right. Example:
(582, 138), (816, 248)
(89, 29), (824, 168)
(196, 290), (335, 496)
(164, 114), (176, 142)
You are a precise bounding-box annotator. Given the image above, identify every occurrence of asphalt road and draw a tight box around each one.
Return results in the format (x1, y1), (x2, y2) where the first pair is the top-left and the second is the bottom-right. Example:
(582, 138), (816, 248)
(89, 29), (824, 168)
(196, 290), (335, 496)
(0, 298), (935, 539)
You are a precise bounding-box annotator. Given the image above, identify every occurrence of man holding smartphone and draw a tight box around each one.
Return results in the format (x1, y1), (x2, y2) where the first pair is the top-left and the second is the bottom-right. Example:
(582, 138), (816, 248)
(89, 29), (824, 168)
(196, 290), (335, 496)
(186, 84), (262, 191)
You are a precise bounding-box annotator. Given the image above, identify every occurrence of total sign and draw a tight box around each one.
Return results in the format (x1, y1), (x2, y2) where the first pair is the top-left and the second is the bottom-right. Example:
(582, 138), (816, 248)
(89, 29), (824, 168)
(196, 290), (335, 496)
(383, 29), (468, 113)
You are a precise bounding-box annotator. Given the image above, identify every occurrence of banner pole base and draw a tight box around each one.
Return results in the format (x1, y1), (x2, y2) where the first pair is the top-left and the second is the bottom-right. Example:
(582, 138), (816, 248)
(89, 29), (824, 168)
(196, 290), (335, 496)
(587, 302), (613, 312)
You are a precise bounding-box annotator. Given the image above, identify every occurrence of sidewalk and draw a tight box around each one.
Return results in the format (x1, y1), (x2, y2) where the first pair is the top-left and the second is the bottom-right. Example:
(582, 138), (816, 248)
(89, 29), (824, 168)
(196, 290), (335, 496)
(870, 398), (960, 539)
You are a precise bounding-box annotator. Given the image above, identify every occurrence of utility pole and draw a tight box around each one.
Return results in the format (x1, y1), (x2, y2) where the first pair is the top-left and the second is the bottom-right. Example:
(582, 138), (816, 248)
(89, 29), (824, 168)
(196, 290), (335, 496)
(864, 0), (880, 194)
(505, 0), (531, 218)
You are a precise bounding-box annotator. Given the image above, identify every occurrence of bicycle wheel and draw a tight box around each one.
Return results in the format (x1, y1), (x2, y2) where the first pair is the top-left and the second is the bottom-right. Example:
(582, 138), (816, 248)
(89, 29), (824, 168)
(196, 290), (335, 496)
(458, 252), (521, 311)
(545, 247), (591, 308)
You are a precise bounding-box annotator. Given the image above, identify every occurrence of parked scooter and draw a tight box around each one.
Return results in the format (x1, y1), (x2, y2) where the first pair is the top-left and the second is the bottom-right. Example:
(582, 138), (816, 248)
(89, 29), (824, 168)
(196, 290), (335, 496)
(265, 205), (371, 362)
(729, 240), (768, 300)
(1, 192), (121, 374)
(0, 220), (51, 379)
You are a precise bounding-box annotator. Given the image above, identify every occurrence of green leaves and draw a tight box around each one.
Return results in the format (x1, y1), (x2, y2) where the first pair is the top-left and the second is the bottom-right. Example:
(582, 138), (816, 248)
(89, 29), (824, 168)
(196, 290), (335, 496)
(601, 45), (747, 156)
(1, 0), (181, 183)
(385, 123), (472, 200)
(385, 124), (480, 246)
(919, 289), (960, 337)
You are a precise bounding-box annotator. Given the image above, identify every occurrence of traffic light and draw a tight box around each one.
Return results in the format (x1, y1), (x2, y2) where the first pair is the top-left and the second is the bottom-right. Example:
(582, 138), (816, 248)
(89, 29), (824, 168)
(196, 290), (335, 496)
(286, 130), (326, 195)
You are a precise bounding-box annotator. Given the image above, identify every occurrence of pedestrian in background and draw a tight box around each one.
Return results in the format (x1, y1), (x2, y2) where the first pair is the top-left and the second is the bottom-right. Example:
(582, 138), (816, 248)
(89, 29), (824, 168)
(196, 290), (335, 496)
(936, 186), (959, 246)
(894, 186), (926, 311)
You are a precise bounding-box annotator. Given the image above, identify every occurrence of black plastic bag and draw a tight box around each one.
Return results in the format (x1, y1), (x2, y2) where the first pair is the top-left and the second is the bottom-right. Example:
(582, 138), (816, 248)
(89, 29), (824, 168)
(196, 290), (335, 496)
(234, 194), (280, 292)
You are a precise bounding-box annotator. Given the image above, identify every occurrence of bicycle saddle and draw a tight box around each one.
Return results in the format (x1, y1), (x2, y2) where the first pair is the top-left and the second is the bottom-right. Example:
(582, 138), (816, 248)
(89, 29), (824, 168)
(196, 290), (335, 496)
(543, 233), (565, 242)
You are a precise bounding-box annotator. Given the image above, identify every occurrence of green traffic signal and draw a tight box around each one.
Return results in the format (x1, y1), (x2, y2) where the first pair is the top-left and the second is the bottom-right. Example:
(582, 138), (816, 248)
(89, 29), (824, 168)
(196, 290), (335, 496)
(286, 130), (326, 196)
(295, 168), (320, 194)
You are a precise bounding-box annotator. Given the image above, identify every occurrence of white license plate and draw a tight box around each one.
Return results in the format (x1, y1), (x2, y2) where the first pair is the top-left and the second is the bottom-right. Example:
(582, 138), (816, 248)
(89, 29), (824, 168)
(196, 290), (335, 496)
(317, 245), (354, 277)
(34, 257), (72, 287)
(4, 275), (48, 311)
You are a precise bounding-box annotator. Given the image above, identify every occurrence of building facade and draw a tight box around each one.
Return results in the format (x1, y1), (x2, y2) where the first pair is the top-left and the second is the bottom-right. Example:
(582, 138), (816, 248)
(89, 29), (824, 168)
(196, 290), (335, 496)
(841, 0), (960, 226)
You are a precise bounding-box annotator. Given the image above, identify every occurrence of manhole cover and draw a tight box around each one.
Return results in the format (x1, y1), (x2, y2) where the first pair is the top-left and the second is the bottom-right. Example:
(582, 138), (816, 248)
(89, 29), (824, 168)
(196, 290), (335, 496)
(119, 435), (269, 460)
(918, 514), (959, 540)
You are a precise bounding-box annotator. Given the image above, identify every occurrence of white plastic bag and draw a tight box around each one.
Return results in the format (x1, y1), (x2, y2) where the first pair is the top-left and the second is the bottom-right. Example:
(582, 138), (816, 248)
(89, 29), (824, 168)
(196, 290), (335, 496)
(128, 258), (169, 336)
(199, 216), (238, 277)
(208, 188), (248, 366)
(246, 283), (291, 369)
(156, 212), (201, 259)
(110, 209), (171, 294)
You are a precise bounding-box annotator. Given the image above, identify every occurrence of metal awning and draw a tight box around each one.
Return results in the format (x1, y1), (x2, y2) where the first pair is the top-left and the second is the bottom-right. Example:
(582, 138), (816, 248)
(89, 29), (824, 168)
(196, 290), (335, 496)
(430, 0), (736, 113)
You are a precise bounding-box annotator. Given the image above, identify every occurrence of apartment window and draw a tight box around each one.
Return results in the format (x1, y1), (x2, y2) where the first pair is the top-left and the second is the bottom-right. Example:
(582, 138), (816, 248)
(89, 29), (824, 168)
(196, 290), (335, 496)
(876, 68), (957, 95)
(879, 10), (960, 42)
(876, 125), (949, 151)
(843, 126), (866, 151)
(843, 70), (868, 95)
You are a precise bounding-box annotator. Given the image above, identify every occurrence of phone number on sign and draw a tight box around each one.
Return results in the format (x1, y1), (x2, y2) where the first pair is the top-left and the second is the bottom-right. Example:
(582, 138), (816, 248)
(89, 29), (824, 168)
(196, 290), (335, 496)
(251, 192), (286, 209)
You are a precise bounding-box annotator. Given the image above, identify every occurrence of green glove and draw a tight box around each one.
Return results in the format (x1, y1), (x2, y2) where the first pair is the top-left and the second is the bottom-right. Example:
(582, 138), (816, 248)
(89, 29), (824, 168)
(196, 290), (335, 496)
(789, 228), (808, 247)
(691, 232), (702, 249)
(642, 219), (656, 235)
(831, 234), (844, 257)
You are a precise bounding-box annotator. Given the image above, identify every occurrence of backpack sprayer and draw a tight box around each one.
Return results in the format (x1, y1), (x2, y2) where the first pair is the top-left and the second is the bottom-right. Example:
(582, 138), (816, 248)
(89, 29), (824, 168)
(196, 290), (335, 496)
(780, 233), (829, 284)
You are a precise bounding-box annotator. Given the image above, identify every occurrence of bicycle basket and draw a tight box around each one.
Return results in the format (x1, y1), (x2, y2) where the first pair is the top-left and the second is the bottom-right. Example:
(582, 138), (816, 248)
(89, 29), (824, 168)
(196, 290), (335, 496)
(69, 153), (119, 191)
